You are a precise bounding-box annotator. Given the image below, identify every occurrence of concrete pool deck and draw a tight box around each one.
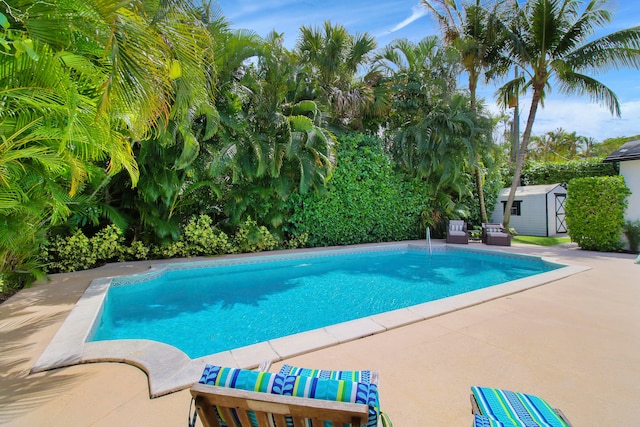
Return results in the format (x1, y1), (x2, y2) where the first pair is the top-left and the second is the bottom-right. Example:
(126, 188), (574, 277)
(1, 241), (639, 425)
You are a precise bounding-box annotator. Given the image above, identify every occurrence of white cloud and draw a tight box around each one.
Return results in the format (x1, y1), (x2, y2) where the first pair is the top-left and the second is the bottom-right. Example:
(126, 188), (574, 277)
(388, 3), (428, 33)
(487, 97), (640, 142)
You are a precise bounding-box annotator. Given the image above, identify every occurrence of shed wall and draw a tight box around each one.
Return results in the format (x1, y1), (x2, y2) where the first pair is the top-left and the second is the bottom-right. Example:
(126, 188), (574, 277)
(490, 185), (568, 237)
(620, 160), (640, 221)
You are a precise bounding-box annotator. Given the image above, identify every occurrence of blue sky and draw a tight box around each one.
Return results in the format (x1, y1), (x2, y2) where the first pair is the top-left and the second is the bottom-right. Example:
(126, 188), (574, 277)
(215, 0), (640, 142)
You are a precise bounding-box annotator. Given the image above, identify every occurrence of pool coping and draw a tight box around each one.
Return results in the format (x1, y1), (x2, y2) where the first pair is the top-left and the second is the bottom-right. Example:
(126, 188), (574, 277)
(31, 243), (589, 398)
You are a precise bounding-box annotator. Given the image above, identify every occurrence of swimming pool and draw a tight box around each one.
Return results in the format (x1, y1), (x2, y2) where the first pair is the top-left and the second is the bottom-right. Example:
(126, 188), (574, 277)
(89, 246), (560, 358)
(33, 243), (587, 397)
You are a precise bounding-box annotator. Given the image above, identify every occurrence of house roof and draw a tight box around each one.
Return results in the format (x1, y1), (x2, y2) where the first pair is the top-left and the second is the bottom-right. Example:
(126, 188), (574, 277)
(603, 139), (640, 162)
(498, 183), (565, 197)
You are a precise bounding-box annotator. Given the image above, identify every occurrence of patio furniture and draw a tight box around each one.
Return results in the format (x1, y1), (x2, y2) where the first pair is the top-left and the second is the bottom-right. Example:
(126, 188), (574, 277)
(471, 386), (573, 427)
(482, 223), (511, 246)
(190, 365), (380, 427)
(446, 220), (469, 244)
(277, 364), (379, 385)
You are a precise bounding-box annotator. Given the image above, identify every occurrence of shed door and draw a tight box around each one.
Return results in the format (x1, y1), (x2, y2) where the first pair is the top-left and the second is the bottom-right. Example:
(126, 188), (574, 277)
(555, 194), (567, 233)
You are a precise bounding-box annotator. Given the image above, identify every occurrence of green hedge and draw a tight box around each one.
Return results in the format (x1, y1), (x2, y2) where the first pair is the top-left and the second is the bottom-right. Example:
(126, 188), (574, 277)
(43, 216), (306, 274)
(521, 158), (616, 186)
(287, 133), (429, 246)
(565, 176), (630, 251)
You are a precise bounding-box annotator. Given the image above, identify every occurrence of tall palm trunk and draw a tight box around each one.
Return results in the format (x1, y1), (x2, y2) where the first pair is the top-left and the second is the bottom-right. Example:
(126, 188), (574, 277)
(469, 76), (488, 223)
(503, 84), (542, 228)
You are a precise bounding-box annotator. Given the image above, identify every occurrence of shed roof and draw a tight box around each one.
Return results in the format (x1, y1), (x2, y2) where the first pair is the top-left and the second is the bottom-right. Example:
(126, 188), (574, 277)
(498, 183), (566, 197)
(603, 139), (640, 162)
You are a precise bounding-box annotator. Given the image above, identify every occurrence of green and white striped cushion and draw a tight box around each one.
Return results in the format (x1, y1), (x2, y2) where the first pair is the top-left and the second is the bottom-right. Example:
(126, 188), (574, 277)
(471, 386), (569, 427)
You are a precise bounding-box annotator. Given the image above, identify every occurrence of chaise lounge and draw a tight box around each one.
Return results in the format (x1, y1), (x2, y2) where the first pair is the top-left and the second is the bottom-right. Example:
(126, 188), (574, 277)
(471, 386), (573, 427)
(446, 220), (469, 244)
(190, 364), (381, 427)
(482, 223), (511, 246)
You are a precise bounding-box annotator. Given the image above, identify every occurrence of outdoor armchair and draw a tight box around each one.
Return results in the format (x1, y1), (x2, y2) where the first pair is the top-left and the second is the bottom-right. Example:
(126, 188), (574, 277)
(446, 220), (469, 244)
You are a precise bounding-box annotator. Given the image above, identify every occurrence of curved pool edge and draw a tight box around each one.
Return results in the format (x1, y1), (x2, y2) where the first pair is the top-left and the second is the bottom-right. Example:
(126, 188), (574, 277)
(31, 243), (590, 398)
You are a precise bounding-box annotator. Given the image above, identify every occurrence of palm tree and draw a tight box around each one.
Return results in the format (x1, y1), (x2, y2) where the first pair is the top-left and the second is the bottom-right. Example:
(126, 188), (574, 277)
(296, 21), (377, 128)
(496, 0), (640, 228)
(374, 37), (476, 200)
(0, 0), (215, 282)
(209, 31), (335, 230)
(373, 36), (460, 106)
(422, 0), (509, 223)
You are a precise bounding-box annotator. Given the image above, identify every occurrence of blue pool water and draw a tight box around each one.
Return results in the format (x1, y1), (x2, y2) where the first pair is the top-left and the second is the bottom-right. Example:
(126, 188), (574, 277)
(89, 248), (560, 358)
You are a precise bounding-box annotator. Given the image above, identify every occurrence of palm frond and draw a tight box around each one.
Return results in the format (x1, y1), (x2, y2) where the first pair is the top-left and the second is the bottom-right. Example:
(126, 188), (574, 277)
(565, 27), (640, 71)
(556, 69), (620, 116)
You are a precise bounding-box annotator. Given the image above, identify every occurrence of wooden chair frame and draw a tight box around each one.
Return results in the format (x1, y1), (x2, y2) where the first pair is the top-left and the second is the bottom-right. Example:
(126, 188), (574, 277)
(191, 383), (370, 427)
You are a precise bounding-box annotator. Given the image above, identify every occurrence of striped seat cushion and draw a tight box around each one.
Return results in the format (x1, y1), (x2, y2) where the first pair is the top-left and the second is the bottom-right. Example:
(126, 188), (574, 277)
(473, 414), (516, 427)
(278, 364), (374, 384)
(471, 386), (569, 427)
(199, 365), (379, 427)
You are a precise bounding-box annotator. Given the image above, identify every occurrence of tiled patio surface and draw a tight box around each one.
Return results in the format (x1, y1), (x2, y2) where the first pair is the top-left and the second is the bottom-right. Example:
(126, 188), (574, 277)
(1, 242), (639, 426)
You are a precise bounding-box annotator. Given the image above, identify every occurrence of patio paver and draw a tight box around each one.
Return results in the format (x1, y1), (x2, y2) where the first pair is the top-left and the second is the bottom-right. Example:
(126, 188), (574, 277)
(0, 242), (638, 426)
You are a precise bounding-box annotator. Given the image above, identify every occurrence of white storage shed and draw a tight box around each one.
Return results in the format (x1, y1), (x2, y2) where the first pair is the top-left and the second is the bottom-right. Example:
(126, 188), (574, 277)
(490, 184), (568, 237)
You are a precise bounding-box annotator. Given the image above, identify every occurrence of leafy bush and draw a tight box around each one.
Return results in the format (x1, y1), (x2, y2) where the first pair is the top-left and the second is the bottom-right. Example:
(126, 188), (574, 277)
(91, 225), (126, 262)
(152, 241), (188, 259)
(183, 215), (232, 256)
(47, 230), (97, 273)
(232, 217), (279, 253)
(623, 220), (640, 253)
(126, 240), (150, 260)
(566, 176), (630, 251)
(522, 158), (616, 186)
(288, 133), (429, 246)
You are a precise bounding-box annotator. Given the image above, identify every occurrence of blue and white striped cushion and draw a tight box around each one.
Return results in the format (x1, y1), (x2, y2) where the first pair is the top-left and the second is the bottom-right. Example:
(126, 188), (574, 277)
(473, 414), (516, 427)
(199, 365), (380, 427)
(471, 386), (569, 427)
(278, 364), (374, 384)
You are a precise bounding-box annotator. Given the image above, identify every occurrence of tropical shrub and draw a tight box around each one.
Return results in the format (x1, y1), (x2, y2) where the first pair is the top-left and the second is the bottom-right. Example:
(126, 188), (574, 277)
(47, 230), (97, 273)
(521, 158), (616, 186)
(288, 133), (429, 246)
(91, 225), (127, 263)
(183, 215), (233, 256)
(126, 240), (150, 260)
(565, 176), (630, 251)
(232, 218), (280, 254)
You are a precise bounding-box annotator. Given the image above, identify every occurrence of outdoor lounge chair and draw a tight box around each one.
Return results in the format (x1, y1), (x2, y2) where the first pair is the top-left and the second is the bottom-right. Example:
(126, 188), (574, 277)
(190, 365), (381, 427)
(482, 223), (511, 246)
(471, 386), (573, 427)
(446, 220), (469, 244)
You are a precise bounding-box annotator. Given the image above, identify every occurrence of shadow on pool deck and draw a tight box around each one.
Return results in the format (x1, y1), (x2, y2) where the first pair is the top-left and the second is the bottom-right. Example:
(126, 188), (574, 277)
(1, 241), (639, 426)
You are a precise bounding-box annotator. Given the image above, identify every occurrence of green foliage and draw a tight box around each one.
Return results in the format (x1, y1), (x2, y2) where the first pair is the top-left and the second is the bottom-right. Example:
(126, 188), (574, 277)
(91, 225), (126, 263)
(521, 158), (617, 185)
(566, 176), (630, 252)
(623, 220), (640, 254)
(592, 134), (640, 157)
(289, 133), (429, 246)
(152, 241), (189, 259)
(283, 232), (309, 249)
(126, 240), (150, 261)
(47, 230), (97, 273)
(43, 214), (293, 275)
(232, 218), (279, 253)
(46, 226), (147, 272)
(183, 215), (233, 256)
